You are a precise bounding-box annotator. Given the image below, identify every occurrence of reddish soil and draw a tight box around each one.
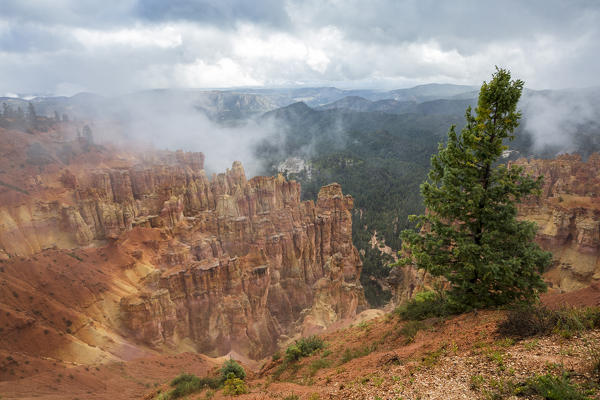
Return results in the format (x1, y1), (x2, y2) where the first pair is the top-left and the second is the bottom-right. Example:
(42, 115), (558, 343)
(542, 282), (600, 309)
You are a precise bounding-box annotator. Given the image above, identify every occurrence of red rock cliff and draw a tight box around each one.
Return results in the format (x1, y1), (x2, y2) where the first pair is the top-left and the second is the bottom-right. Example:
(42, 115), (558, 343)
(512, 154), (600, 292)
(0, 127), (364, 361)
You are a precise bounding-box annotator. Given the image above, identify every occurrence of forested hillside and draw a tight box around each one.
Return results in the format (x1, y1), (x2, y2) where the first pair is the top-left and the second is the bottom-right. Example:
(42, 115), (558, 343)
(255, 87), (600, 307)
(256, 102), (466, 305)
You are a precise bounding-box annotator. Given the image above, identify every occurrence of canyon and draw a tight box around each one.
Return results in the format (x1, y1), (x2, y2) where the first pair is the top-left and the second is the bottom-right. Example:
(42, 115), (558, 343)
(0, 122), (365, 386)
(3, 120), (600, 399)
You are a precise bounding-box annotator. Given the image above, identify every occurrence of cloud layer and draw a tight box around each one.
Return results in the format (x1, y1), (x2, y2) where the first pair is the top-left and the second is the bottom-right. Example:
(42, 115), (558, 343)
(1, 0), (599, 95)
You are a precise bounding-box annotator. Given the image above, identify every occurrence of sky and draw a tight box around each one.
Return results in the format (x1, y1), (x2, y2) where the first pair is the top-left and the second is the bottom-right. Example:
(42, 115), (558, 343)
(1, 0), (599, 96)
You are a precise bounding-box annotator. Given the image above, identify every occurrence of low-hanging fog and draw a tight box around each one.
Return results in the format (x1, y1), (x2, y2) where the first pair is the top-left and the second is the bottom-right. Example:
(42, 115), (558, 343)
(2, 1), (600, 170)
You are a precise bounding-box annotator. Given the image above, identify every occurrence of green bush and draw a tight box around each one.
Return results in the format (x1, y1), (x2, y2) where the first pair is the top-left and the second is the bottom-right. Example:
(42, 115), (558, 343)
(156, 373), (220, 400)
(272, 351), (281, 361)
(498, 305), (600, 339)
(220, 359), (246, 382)
(222, 373), (248, 395)
(395, 290), (461, 321)
(517, 373), (592, 399)
(285, 336), (324, 362)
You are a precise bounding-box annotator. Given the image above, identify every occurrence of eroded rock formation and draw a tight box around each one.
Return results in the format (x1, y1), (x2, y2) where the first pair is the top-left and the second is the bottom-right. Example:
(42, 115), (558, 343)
(0, 127), (364, 361)
(118, 172), (364, 358)
(512, 154), (600, 292)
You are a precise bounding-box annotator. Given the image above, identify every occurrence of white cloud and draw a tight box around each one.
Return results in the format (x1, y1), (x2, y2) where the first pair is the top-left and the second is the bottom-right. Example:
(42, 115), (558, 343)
(0, 1), (599, 93)
(72, 25), (182, 49)
(174, 57), (262, 88)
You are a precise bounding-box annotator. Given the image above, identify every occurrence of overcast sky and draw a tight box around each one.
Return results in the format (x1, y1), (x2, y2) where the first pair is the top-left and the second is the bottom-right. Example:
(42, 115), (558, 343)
(1, 0), (599, 96)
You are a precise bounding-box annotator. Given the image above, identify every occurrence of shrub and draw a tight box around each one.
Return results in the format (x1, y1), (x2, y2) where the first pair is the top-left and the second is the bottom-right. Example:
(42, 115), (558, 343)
(157, 373), (220, 399)
(220, 359), (245, 382)
(399, 320), (425, 343)
(517, 373), (592, 400)
(498, 305), (600, 339)
(283, 394), (299, 400)
(309, 358), (331, 376)
(284, 336), (324, 362)
(272, 351), (281, 361)
(222, 373), (248, 396)
(395, 290), (461, 321)
(340, 344), (376, 363)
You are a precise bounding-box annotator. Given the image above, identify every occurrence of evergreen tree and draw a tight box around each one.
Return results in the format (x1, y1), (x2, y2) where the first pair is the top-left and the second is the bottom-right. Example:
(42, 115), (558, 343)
(399, 68), (552, 309)
(27, 102), (37, 130)
(82, 124), (93, 143)
(27, 102), (36, 121)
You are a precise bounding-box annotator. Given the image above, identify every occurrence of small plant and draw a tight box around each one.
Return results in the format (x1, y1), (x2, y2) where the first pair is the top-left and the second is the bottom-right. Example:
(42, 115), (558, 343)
(517, 372), (592, 399)
(486, 350), (505, 371)
(272, 351), (281, 361)
(399, 320), (425, 343)
(283, 394), (299, 400)
(309, 358), (331, 376)
(340, 344), (376, 363)
(395, 290), (459, 321)
(483, 377), (517, 399)
(470, 374), (485, 391)
(371, 376), (384, 387)
(524, 339), (539, 350)
(589, 346), (600, 381)
(156, 373), (220, 399)
(220, 359), (246, 382)
(222, 373), (248, 395)
(421, 345), (446, 367)
(285, 336), (325, 362)
(498, 305), (600, 339)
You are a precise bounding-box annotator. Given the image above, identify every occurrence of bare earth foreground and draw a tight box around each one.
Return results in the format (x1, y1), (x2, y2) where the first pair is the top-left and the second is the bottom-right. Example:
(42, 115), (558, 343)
(2, 288), (600, 399)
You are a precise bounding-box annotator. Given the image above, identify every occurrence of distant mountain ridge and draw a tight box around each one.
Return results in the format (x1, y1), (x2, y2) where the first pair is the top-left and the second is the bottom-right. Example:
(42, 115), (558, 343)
(0, 83), (480, 121)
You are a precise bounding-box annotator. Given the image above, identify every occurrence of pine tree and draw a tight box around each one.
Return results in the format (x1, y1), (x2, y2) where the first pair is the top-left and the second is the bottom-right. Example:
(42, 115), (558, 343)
(27, 102), (36, 121)
(399, 68), (552, 309)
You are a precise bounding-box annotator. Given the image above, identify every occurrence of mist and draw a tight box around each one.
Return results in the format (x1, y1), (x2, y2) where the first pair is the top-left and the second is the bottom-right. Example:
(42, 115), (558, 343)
(521, 88), (600, 156)
(82, 92), (283, 177)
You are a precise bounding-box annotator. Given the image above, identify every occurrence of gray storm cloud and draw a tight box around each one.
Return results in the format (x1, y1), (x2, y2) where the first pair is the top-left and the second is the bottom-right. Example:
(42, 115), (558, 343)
(0, 0), (599, 94)
(1, 0), (599, 170)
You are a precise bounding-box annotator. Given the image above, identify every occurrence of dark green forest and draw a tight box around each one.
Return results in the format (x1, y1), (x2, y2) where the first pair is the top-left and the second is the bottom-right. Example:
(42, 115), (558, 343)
(256, 102), (470, 305)
(254, 97), (565, 307)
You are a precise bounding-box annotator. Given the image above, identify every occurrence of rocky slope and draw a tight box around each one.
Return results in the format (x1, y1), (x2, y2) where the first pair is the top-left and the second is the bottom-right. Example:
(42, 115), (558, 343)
(513, 154), (600, 292)
(0, 123), (365, 379)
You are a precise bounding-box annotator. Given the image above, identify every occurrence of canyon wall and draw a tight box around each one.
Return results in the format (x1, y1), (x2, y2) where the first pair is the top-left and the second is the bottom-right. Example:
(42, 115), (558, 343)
(512, 154), (600, 292)
(0, 126), (364, 366)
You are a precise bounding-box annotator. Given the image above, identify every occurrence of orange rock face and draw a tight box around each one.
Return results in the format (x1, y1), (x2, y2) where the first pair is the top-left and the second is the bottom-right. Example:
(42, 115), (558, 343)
(511, 154), (600, 292)
(0, 127), (364, 363)
(118, 176), (364, 359)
